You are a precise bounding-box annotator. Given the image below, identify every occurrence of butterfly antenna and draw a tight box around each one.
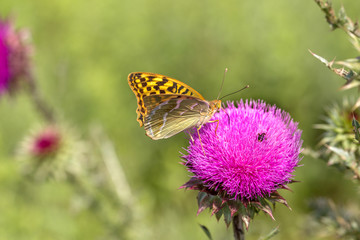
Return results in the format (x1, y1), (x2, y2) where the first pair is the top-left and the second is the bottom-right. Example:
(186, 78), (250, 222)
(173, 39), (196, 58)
(219, 85), (250, 100)
(216, 68), (228, 100)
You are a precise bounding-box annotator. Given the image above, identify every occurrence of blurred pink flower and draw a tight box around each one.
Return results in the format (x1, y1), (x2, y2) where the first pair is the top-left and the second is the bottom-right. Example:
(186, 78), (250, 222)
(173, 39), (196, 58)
(31, 127), (61, 157)
(0, 17), (31, 96)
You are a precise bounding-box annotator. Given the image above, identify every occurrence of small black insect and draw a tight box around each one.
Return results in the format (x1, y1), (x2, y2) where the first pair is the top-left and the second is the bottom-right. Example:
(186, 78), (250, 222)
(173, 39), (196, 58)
(257, 133), (266, 142)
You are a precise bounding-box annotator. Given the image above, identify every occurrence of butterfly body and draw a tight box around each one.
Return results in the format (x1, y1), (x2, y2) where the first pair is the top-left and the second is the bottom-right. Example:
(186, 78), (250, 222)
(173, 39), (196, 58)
(128, 72), (221, 140)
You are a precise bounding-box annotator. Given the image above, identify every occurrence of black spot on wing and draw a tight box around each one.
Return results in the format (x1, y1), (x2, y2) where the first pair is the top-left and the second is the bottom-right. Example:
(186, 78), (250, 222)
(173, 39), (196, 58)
(172, 82), (178, 92)
(157, 81), (166, 86)
(182, 88), (189, 95)
(134, 73), (142, 78)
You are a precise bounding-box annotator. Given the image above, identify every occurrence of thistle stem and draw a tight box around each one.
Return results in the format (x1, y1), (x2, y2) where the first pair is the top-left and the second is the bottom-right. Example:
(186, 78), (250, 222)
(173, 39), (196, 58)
(233, 214), (245, 240)
(27, 72), (55, 123)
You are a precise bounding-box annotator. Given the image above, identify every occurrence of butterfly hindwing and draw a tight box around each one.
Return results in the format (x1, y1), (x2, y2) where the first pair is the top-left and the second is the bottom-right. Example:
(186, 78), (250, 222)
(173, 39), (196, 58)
(128, 72), (205, 127)
(143, 95), (210, 139)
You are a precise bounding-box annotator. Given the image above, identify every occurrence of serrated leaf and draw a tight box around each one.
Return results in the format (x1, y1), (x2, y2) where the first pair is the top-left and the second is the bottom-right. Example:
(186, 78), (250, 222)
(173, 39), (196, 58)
(279, 184), (293, 192)
(269, 197), (290, 210)
(197, 192), (208, 206)
(197, 193), (211, 215)
(215, 208), (223, 221)
(211, 197), (223, 215)
(247, 204), (257, 219)
(228, 200), (240, 217)
(270, 194), (289, 207)
(199, 224), (213, 240)
(223, 205), (232, 227)
(181, 177), (203, 189)
(254, 199), (275, 220)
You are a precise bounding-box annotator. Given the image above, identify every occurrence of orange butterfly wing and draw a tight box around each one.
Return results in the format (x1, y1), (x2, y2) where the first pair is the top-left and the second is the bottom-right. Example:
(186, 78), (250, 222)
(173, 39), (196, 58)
(128, 72), (205, 127)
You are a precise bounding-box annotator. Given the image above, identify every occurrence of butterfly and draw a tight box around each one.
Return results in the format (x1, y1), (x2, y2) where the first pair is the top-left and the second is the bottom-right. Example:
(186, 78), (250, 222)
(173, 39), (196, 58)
(128, 72), (222, 141)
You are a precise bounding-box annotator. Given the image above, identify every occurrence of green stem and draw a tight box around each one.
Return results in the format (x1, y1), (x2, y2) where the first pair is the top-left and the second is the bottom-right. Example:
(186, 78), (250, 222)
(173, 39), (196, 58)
(233, 214), (245, 240)
(27, 72), (55, 123)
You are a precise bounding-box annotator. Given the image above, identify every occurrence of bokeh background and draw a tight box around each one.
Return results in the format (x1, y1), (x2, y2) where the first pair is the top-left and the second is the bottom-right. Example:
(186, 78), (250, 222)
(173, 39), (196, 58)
(1, 0), (360, 239)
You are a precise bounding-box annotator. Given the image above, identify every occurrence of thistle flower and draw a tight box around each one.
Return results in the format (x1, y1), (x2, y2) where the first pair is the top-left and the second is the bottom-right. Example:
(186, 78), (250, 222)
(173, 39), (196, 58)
(0, 17), (31, 96)
(314, 97), (360, 180)
(30, 127), (61, 157)
(181, 99), (303, 228)
(18, 124), (87, 180)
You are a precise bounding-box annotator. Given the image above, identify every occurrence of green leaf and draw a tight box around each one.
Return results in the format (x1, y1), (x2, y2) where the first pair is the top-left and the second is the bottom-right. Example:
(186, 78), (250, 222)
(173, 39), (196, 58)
(199, 224), (213, 240)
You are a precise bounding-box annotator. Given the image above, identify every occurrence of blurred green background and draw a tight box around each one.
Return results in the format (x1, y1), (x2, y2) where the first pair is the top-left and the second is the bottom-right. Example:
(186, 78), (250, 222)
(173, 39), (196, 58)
(1, 0), (360, 239)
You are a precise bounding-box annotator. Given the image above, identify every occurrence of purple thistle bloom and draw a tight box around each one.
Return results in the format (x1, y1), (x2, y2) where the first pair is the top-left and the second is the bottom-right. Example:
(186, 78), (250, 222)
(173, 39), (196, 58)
(182, 99), (303, 201)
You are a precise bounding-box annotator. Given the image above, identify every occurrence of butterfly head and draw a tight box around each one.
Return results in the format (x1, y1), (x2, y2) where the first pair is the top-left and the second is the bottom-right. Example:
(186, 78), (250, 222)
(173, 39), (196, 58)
(210, 100), (222, 113)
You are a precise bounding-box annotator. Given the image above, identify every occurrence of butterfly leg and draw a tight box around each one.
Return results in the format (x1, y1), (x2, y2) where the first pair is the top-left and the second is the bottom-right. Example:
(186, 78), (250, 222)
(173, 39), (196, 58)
(208, 119), (219, 138)
(186, 130), (195, 142)
(197, 126), (205, 155)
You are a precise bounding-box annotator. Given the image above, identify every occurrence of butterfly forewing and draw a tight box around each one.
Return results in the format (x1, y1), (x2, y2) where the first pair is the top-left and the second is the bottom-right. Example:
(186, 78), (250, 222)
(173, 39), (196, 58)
(143, 95), (211, 139)
(128, 72), (205, 127)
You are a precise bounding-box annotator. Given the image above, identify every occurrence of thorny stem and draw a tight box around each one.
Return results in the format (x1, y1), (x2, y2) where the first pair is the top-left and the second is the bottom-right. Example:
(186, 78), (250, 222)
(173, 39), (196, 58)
(233, 214), (245, 240)
(27, 72), (55, 123)
(314, 0), (360, 52)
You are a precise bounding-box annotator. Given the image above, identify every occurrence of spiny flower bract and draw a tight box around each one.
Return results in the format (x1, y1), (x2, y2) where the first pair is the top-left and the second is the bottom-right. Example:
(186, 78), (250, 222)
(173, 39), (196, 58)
(314, 97), (360, 180)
